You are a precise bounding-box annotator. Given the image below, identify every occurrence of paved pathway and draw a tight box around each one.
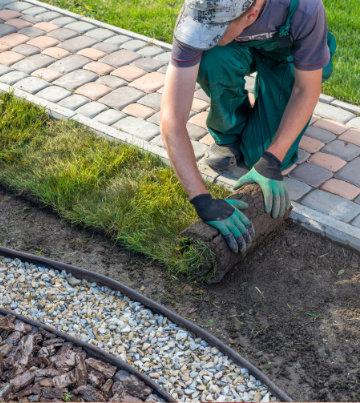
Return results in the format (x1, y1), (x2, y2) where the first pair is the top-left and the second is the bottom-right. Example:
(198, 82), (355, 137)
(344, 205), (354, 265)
(1, 0), (360, 250)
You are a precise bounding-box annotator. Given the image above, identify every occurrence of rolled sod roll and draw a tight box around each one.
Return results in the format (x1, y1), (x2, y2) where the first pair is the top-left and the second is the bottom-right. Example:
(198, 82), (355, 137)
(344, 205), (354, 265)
(179, 183), (292, 283)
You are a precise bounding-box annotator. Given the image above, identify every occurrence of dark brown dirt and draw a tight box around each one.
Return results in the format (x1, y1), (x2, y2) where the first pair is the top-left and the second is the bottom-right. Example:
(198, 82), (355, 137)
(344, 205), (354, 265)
(181, 183), (291, 282)
(0, 185), (359, 402)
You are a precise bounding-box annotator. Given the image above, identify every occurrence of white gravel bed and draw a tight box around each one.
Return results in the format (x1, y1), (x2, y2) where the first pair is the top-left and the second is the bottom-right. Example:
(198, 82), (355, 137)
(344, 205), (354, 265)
(0, 256), (275, 402)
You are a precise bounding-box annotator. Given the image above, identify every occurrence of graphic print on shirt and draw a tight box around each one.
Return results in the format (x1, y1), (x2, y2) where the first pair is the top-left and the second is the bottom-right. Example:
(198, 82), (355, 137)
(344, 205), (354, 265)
(235, 31), (277, 42)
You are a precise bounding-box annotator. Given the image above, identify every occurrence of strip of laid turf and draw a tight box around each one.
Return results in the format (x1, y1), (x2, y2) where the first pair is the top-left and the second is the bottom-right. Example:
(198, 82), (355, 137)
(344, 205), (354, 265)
(41, 0), (360, 106)
(0, 92), (226, 279)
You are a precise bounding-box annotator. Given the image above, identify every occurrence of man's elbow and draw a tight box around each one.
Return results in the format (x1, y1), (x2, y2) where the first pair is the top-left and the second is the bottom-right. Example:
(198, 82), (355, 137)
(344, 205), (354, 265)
(160, 110), (186, 138)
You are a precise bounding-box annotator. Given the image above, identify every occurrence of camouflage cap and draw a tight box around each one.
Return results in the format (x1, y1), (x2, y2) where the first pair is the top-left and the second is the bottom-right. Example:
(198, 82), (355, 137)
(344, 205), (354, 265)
(174, 0), (256, 50)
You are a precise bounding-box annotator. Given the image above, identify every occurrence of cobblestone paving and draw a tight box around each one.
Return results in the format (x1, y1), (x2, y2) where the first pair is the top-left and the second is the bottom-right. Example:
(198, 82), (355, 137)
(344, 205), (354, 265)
(1, 0), (360, 247)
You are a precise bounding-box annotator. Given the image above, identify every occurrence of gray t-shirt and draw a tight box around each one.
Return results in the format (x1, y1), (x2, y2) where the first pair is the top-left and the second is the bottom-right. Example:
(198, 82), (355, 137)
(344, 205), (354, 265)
(171, 0), (330, 71)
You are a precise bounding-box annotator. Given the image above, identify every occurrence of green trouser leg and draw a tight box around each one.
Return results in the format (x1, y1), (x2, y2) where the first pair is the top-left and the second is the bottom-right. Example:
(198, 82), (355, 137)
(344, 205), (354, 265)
(197, 42), (310, 171)
(240, 50), (310, 171)
(197, 41), (255, 145)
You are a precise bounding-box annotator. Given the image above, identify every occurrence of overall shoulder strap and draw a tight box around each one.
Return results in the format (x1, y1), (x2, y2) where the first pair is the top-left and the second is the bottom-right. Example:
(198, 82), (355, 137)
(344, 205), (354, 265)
(278, 0), (300, 37)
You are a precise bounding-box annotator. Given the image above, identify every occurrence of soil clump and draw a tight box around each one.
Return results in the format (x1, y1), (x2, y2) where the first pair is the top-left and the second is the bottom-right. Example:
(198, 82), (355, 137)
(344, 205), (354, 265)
(0, 185), (359, 401)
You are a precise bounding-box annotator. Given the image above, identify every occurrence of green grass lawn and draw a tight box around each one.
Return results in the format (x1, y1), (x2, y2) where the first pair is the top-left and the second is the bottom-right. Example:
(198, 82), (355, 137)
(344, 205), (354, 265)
(0, 92), (226, 279)
(42, 0), (360, 105)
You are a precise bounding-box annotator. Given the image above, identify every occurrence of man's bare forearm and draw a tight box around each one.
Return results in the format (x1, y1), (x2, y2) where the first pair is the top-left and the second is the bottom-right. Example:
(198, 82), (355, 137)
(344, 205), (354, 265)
(267, 69), (322, 162)
(161, 122), (208, 199)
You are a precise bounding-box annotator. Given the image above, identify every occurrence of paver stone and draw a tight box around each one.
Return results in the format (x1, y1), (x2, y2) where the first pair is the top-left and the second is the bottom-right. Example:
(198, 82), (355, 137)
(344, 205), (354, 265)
(31, 67), (62, 82)
(75, 101), (108, 118)
(289, 163), (332, 187)
(299, 136), (324, 154)
(0, 33), (29, 51)
(36, 85), (71, 102)
(297, 148), (310, 164)
(111, 65), (146, 81)
(0, 50), (24, 66)
(104, 34), (131, 46)
(52, 69), (98, 90)
(122, 103), (155, 119)
(320, 179), (360, 201)
(313, 118), (347, 135)
(0, 9), (21, 20)
(353, 215), (360, 229)
(48, 27), (79, 41)
(137, 45), (164, 58)
(33, 22), (58, 32)
(92, 42), (118, 54)
(194, 88), (210, 102)
(301, 189), (360, 222)
(121, 39), (147, 51)
(75, 82), (112, 101)
(154, 51), (171, 63)
(6, 17), (31, 29)
(200, 133), (215, 146)
(322, 139), (360, 162)
(314, 102), (355, 124)
(49, 54), (92, 74)
(58, 94), (90, 110)
(42, 46), (71, 59)
(83, 61), (114, 76)
(188, 111), (208, 129)
(187, 122), (207, 140)
(0, 70), (27, 85)
(85, 28), (115, 41)
(50, 16), (77, 27)
(192, 97), (209, 113)
(129, 71), (165, 93)
(11, 53), (55, 73)
(34, 11), (62, 22)
(13, 76), (49, 93)
(96, 75), (125, 89)
(98, 86), (144, 110)
(5, 2), (33, 12)
(99, 49), (141, 68)
(347, 117), (360, 130)
(77, 47), (106, 61)
(59, 35), (97, 52)
(63, 21), (95, 33)
(339, 129), (360, 147)
(305, 126), (336, 143)
(0, 24), (17, 37)
(12, 43), (40, 56)
(131, 57), (165, 72)
(113, 116), (159, 141)
(138, 93), (162, 111)
(93, 109), (125, 126)
(283, 177), (312, 200)
(17, 27), (45, 38)
(0, 64), (12, 75)
(308, 152), (346, 172)
(27, 35), (60, 50)
(22, 6), (49, 17)
(335, 157), (360, 187)
(147, 112), (160, 125)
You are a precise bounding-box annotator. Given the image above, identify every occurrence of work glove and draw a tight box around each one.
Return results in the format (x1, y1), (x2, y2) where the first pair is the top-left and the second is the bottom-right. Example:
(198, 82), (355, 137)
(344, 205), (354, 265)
(234, 151), (290, 219)
(190, 193), (255, 254)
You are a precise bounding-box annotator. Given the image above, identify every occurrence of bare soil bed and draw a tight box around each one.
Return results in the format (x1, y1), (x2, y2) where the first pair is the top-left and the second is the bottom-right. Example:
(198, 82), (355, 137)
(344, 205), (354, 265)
(0, 313), (164, 402)
(0, 185), (359, 402)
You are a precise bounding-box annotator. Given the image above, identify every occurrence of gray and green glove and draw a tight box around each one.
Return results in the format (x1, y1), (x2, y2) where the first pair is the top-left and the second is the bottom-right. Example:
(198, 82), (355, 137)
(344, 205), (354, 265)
(234, 151), (290, 219)
(190, 194), (255, 254)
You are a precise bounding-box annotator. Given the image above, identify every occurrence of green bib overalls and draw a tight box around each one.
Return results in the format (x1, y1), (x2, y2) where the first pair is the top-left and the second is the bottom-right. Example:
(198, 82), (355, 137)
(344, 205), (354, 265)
(197, 0), (336, 170)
